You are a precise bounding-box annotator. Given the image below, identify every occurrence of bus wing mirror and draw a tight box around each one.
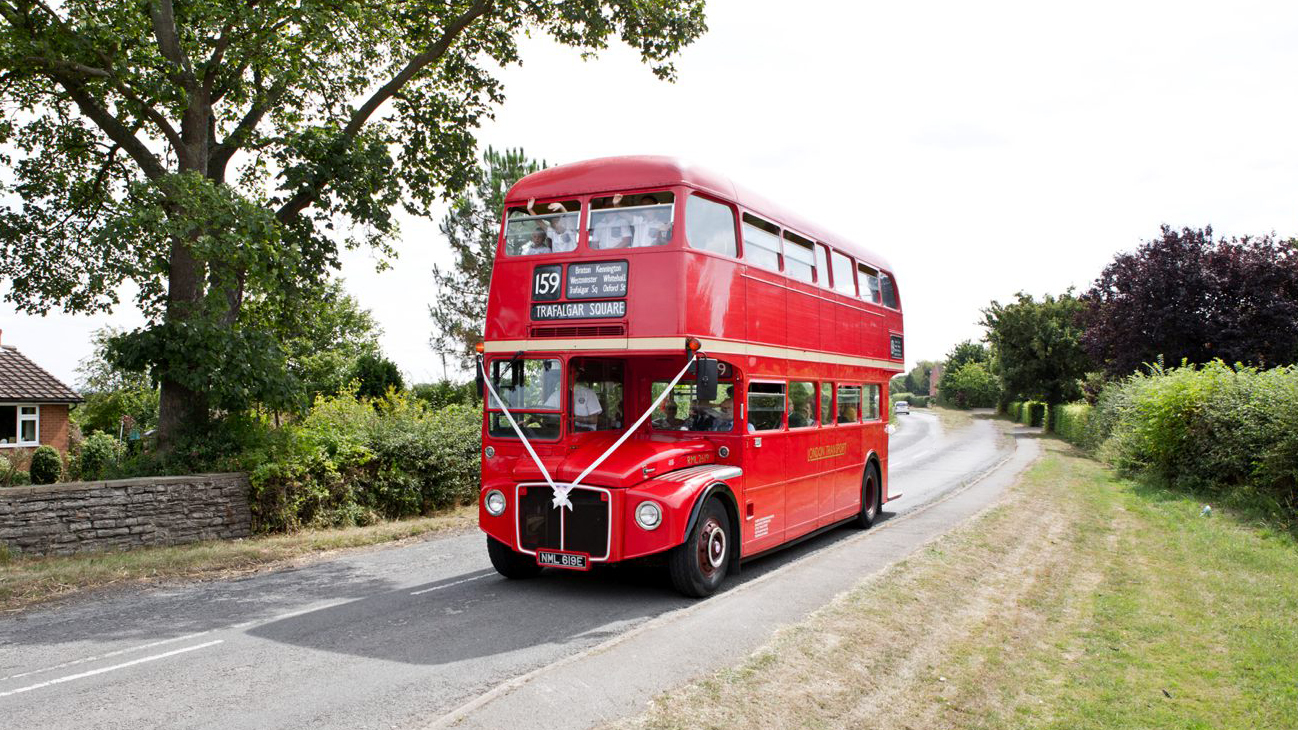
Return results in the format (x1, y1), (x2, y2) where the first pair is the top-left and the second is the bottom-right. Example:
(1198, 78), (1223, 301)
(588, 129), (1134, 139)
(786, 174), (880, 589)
(696, 357), (719, 402)
(475, 367), (485, 400)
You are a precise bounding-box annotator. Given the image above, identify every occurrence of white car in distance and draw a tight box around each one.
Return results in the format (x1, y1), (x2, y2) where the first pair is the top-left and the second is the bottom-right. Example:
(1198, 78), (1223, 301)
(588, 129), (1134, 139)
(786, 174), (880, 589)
(894, 400), (910, 415)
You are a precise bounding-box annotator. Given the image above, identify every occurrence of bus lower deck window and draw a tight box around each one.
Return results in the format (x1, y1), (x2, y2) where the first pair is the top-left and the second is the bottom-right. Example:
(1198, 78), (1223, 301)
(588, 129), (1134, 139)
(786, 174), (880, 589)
(836, 385), (862, 423)
(748, 382), (786, 431)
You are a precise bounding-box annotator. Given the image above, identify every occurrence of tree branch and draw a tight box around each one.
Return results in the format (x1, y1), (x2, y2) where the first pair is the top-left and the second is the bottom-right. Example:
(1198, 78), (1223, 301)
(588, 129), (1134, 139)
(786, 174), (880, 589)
(148, 0), (195, 86)
(275, 0), (496, 224)
(53, 74), (168, 181)
(208, 76), (290, 179)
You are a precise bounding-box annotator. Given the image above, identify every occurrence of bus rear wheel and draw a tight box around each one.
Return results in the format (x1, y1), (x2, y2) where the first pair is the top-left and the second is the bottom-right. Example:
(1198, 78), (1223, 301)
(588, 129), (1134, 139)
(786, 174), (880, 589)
(668, 497), (731, 597)
(853, 463), (881, 529)
(487, 536), (543, 579)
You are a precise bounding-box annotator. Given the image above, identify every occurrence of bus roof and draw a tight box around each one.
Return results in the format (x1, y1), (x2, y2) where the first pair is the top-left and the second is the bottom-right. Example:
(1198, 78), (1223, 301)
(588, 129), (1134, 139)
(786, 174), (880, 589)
(506, 155), (894, 273)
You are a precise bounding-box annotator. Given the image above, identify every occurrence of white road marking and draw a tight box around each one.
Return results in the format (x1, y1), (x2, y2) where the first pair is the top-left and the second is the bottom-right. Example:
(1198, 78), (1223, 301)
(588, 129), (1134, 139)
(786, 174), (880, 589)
(0, 631), (212, 683)
(228, 600), (353, 629)
(0, 640), (224, 699)
(411, 573), (490, 595)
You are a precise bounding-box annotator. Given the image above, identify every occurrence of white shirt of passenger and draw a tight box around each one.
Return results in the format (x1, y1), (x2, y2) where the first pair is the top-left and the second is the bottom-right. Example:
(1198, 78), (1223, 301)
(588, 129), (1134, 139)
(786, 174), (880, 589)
(631, 208), (670, 247)
(572, 384), (602, 417)
(547, 227), (577, 252)
(591, 212), (632, 249)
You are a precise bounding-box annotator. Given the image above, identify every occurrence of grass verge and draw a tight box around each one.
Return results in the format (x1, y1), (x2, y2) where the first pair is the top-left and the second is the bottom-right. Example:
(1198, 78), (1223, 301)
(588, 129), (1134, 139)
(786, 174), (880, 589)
(0, 505), (476, 613)
(609, 439), (1298, 730)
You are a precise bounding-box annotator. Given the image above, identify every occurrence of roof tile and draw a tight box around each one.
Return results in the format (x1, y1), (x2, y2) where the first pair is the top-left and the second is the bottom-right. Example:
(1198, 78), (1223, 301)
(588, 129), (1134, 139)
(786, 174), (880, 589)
(0, 346), (83, 403)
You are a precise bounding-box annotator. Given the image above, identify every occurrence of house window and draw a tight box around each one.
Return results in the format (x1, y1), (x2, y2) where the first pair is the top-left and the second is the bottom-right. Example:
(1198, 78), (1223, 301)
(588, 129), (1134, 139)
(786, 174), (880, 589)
(0, 405), (39, 446)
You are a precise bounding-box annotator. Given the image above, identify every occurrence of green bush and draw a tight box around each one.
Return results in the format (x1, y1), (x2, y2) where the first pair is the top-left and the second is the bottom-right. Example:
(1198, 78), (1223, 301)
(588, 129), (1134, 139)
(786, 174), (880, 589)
(1053, 403), (1094, 447)
(1027, 402), (1047, 427)
(1094, 361), (1298, 527)
(78, 432), (122, 480)
(29, 446), (63, 485)
(248, 388), (481, 532)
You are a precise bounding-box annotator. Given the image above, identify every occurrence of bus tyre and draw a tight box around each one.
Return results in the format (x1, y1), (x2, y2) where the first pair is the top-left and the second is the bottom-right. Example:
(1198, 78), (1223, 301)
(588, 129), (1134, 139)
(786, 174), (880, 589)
(853, 463), (881, 529)
(487, 536), (543, 579)
(669, 497), (731, 597)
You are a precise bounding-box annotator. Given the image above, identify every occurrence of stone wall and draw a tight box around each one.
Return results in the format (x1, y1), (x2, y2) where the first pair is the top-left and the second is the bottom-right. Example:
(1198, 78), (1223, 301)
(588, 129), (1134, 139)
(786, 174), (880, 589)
(0, 473), (251, 557)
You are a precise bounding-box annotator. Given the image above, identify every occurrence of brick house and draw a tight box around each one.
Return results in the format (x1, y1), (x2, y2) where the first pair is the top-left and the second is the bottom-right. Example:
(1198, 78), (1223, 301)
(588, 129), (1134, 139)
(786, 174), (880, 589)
(0, 330), (83, 457)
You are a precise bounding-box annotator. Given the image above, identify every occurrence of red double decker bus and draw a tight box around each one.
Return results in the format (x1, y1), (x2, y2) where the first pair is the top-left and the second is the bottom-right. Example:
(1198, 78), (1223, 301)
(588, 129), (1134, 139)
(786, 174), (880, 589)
(476, 156), (904, 596)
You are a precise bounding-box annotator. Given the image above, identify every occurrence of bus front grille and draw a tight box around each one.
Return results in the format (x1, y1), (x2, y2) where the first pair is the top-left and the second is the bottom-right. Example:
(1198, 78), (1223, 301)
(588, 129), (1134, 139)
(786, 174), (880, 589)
(517, 485), (610, 560)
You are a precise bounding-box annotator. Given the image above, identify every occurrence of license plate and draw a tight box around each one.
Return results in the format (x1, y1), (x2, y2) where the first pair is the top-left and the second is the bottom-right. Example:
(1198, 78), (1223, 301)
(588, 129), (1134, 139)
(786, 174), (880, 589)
(536, 550), (590, 571)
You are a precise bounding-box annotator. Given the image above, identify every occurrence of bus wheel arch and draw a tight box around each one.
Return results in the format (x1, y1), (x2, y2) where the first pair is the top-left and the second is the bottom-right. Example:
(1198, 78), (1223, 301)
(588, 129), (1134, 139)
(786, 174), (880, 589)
(671, 483), (740, 597)
(854, 458), (883, 529)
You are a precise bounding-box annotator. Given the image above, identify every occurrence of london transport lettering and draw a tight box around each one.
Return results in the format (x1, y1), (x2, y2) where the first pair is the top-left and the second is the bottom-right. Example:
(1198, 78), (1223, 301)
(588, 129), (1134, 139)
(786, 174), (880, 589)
(807, 443), (848, 461)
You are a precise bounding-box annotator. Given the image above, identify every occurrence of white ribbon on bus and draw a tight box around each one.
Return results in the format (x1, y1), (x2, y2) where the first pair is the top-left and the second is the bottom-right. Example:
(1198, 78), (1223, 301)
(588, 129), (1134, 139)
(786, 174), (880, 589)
(480, 352), (699, 511)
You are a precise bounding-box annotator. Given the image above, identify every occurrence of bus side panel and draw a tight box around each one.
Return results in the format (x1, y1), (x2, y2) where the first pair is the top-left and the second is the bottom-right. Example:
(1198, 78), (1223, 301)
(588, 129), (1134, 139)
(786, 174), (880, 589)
(785, 280), (820, 352)
(740, 435), (787, 555)
(682, 254), (746, 341)
(832, 423), (867, 521)
(626, 250), (682, 341)
(744, 269), (787, 349)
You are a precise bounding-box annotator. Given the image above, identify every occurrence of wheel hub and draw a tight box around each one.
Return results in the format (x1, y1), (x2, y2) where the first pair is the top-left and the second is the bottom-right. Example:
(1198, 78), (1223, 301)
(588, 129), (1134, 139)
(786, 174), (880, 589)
(697, 517), (726, 576)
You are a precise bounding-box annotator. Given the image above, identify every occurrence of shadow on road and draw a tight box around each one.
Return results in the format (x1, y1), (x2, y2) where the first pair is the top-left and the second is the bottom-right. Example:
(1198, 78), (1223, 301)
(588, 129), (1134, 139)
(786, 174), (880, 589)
(243, 518), (886, 667)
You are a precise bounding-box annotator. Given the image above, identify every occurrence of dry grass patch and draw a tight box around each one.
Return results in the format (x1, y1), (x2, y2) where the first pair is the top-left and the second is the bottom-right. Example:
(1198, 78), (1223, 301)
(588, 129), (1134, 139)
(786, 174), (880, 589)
(932, 405), (975, 431)
(609, 440), (1298, 730)
(0, 505), (476, 613)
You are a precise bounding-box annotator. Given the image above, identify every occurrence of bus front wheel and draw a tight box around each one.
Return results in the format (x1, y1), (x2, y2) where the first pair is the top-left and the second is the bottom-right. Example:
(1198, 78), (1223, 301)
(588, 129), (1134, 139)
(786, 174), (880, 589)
(853, 463), (881, 529)
(668, 497), (731, 597)
(487, 536), (543, 579)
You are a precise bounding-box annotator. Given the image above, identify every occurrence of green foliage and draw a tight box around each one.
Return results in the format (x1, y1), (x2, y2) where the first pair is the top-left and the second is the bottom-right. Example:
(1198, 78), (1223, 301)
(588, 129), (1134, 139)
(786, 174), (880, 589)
(936, 341), (991, 406)
(77, 432), (123, 481)
(349, 354), (404, 400)
(28, 446), (63, 485)
(431, 147), (547, 368)
(248, 389), (481, 532)
(1053, 402), (1094, 448)
(890, 392), (929, 408)
(982, 291), (1093, 406)
(1, 1), (708, 442)
(942, 361), (1000, 409)
(0, 451), (30, 487)
(411, 379), (481, 409)
(73, 327), (161, 436)
(1089, 361), (1298, 528)
(242, 279), (382, 408)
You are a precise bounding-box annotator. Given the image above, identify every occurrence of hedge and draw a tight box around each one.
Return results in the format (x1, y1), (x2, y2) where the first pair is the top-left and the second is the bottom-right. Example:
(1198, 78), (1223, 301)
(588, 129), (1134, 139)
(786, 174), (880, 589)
(1077, 361), (1298, 527)
(247, 389), (481, 532)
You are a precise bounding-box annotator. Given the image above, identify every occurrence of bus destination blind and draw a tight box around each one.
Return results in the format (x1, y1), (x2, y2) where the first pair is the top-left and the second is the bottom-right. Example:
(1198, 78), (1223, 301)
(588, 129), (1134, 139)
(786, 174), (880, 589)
(565, 261), (628, 299)
(531, 300), (627, 320)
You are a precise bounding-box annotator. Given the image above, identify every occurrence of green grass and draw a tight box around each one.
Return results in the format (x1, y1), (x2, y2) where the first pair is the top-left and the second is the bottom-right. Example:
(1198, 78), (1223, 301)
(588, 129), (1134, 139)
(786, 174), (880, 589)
(610, 439), (1298, 730)
(0, 505), (476, 613)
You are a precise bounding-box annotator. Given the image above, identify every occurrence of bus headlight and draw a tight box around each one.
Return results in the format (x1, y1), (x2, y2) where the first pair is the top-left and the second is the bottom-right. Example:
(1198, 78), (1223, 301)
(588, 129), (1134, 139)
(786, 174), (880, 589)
(485, 489), (507, 516)
(635, 500), (662, 530)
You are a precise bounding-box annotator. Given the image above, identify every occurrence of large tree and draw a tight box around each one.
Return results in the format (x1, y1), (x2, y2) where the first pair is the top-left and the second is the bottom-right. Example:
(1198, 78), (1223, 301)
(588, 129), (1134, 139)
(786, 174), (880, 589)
(0, 0), (707, 446)
(430, 146), (544, 369)
(1081, 225), (1298, 377)
(981, 292), (1092, 406)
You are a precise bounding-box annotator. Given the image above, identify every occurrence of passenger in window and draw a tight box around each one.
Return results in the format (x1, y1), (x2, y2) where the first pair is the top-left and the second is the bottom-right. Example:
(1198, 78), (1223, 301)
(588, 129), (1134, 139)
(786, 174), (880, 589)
(526, 198), (577, 252)
(571, 372), (604, 431)
(631, 195), (671, 247)
(838, 405), (858, 423)
(653, 400), (685, 430)
(522, 224), (552, 255)
(788, 400), (814, 428)
(590, 193), (634, 249)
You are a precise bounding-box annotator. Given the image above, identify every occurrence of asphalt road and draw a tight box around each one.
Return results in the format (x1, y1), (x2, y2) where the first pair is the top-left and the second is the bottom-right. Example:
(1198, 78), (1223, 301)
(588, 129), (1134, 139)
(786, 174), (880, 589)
(0, 411), (1034, 730)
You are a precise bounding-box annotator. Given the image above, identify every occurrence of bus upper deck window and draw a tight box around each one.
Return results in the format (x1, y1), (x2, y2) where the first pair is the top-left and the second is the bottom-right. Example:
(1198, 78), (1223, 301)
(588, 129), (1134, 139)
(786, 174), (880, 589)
(503, 201), (580, 256)
(741, 214), (781, 273)
(880, 272), (899, 309)
(589, 192), (674, 249)
(685, 194), (737, 256)
(783, 232), (815, 284)
(814, 244), (831, 288)
(830, 251), (856, 296)
(859, 263), (882, 304)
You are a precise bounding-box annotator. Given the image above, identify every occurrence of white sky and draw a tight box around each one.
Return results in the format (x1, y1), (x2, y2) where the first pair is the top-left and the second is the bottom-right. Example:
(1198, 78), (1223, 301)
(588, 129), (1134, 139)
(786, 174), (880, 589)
(3, 0), (1296, 386)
